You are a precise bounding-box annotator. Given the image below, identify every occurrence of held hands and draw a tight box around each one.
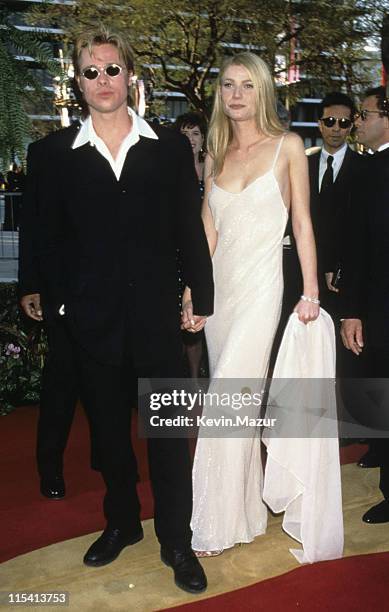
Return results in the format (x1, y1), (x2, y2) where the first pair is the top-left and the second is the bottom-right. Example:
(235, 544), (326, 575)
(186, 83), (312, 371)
(340, 319), (364, 355)
(181, 299), (207, 333)
(293, 295), (320, 324)
(181, 286), (207, 333)
(20, 293), (43, 321)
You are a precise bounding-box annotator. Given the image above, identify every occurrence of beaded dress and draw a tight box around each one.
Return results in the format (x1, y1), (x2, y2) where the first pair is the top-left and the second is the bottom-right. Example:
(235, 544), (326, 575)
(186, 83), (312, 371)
(191, 137), (288, 551)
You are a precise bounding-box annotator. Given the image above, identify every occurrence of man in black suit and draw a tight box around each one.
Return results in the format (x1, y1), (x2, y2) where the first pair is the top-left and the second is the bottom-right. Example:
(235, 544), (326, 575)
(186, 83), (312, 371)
(309, 92), (359, 311)
(341, 86), (389, 523)
(19, 27), (213, 593)
(308, 92), (372, 381)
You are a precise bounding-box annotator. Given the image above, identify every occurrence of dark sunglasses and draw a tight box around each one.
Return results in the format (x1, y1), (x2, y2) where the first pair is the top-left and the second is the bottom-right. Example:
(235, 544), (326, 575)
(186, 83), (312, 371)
(320, 116), (352, 129)
(353, 109), (383, 121)
(81, 63), (123, 80)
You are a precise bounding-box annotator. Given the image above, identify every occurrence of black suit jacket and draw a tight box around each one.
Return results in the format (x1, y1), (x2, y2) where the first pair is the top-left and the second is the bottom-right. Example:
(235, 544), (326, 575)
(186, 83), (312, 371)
(341, 147), (389, 348)
(19, 122), (214, 366)
(309, 146), (363, 278)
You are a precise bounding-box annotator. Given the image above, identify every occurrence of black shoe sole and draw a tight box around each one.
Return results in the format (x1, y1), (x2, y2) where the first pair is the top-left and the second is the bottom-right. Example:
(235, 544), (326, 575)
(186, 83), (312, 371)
(362, 515), (389, 524)
(160, 554), (207, 594)
(40, 490), (65, 500)
(83, 531), (144, 567)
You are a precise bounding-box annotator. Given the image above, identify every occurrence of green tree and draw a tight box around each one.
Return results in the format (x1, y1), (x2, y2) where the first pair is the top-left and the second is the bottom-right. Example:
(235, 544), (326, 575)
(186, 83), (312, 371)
(27, 0), (389, 117)
(0, 4), (59, 168)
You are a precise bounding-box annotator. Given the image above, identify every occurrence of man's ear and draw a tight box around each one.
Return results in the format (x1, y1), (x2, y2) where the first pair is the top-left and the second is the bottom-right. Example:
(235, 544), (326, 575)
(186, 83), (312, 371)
(128, 71), (134, 87)
(76, 75), (83, 93)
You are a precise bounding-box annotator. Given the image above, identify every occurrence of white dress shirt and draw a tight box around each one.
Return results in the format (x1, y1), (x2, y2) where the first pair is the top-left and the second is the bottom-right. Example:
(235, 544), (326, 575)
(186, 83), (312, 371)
(318, 143), (348, 191)
(377, 142), (389, 152)
(71, 106), (158, 180)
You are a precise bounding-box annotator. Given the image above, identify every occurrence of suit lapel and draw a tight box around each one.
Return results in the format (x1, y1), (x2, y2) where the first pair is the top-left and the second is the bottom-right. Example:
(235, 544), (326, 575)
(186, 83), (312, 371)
(67, 133), (161, 189)
(121, 135), (160, 181)
(69, 143), (117, 185)
(309, 151), (320, 196)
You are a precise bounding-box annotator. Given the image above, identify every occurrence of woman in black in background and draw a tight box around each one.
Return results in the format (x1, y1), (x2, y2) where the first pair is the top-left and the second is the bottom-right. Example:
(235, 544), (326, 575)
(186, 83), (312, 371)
(175, 112), (208, 378)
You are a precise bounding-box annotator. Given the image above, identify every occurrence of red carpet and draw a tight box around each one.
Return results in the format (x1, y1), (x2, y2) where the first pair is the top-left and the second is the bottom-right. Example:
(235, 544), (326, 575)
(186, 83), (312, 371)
(2, 406), (387, 610)
(0, 405), (153, 563)
(170, 552), (389, 611)
(0, 406), (366, 561)
(0, 405), (367, 567)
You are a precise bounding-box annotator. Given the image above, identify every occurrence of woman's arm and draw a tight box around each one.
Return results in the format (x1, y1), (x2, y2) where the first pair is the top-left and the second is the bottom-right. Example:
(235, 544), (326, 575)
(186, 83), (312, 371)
(201, 154), (218, 257)
(287, 133), (320, 323)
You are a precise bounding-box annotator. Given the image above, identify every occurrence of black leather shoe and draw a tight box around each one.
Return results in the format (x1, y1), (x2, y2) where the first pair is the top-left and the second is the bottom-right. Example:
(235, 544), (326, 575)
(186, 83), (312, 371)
(161, 546), (207, 593)
(83, 527), (144, 567)
(357, 450), (380, 468)
(362, 500), (389, 524)
(40, 475), (65, 500)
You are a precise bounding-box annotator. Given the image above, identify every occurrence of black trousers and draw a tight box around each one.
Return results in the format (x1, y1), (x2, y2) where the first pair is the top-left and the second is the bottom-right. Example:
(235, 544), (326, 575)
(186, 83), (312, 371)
(37, 321), (79, 477)
(37, 320), (98, 477)
(71, 328), (193, 548)
(364, 347), (389, 500)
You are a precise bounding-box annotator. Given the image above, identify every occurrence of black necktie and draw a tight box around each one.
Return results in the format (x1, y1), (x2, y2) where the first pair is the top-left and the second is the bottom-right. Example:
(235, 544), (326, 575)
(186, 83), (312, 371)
(321, 155), (334, 192)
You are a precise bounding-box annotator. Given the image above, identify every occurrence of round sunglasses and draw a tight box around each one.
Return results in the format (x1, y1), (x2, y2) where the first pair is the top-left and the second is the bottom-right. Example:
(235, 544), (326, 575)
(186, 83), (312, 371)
(320, 116), (352, 129)
(81, 63), (124, 80)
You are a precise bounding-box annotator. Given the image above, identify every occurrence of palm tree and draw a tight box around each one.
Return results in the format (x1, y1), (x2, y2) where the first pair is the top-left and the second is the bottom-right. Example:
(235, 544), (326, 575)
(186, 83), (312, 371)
(0, 4), (58, 169)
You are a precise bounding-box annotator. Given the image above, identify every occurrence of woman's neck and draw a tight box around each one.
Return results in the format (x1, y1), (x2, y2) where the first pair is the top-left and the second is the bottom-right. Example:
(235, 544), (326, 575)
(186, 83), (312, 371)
(230, 119), (267, 151)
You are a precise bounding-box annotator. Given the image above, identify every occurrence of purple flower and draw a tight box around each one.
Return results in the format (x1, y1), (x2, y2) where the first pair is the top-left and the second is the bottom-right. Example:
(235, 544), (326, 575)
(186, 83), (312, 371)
(5, 343), (21, 357)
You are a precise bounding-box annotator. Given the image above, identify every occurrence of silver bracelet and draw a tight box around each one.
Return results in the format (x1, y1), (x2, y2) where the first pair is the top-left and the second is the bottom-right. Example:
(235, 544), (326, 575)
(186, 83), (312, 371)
(300, 294), (320, 305)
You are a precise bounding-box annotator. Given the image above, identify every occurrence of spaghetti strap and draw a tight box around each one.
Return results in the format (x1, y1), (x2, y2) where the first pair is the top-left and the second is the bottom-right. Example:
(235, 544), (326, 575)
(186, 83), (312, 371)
(271, 135), (285, 170)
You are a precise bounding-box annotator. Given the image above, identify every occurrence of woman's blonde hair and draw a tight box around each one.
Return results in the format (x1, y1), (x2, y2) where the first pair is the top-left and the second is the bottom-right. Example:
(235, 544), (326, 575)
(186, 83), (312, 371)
(208, 52), (285, 176)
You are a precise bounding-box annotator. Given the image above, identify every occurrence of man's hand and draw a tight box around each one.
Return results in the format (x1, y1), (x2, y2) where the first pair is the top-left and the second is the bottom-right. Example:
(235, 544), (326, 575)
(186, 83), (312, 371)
(20, 293), (43, 321)
(340, 318), (363, 355)
(181, 299), (207, 333)
(325, 272), (339, 293)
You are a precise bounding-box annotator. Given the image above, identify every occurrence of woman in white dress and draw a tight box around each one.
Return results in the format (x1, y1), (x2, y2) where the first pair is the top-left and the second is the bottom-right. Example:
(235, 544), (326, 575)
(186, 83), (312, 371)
(181, 52), (320, 556)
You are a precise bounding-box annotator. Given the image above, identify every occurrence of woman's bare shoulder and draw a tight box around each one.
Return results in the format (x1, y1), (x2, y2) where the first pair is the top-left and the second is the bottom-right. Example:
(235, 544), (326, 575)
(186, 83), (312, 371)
(282, 131), (305, 154)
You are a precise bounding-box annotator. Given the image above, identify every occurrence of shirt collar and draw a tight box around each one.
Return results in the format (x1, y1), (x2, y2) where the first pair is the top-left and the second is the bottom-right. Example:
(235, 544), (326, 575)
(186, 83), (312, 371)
(376, 142), (389, 153)
(321, 142), (347, 163)
(71, 106), (158, 150)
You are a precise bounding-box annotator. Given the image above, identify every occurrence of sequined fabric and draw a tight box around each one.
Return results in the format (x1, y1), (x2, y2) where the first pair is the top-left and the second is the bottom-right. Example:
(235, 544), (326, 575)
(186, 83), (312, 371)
(191, 137), (288, 551)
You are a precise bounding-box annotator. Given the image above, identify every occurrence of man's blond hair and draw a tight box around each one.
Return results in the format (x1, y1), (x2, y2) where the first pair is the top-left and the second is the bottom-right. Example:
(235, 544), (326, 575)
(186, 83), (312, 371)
(73, 26), (134, 75)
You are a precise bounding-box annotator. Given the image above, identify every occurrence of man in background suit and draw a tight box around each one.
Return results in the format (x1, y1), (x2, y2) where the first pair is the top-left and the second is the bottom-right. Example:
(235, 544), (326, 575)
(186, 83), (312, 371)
(19, 27), (213, 593)
(275, 93), (361, 352)
(309, 93), (371, 369)
(309, 92), (377, 468)
(309, 92), (359, 310)
(341, 86), (389, 523)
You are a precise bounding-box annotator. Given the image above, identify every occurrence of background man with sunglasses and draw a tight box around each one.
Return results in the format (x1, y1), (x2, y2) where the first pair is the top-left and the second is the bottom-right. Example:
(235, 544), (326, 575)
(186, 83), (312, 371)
(309, 92), (358, 305)
(307, 93), (367, 378)
(19, 26), (213, 594)
(341, 85), (389, 524)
